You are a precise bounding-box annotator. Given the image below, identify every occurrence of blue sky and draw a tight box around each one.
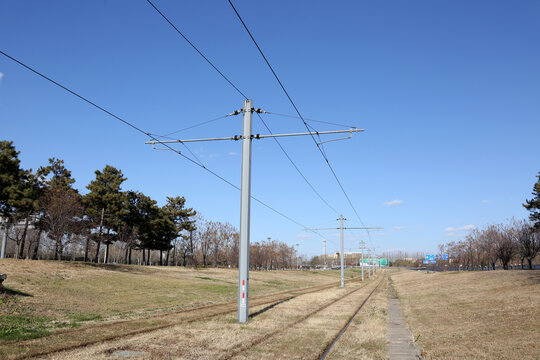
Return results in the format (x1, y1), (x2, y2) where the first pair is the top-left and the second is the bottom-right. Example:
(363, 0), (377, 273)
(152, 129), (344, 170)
(1, 1), (539, 257)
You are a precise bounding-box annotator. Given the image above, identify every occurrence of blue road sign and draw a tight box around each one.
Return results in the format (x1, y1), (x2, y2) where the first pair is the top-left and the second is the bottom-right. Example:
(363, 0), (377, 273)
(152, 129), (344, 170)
(425, 254), (435, 261)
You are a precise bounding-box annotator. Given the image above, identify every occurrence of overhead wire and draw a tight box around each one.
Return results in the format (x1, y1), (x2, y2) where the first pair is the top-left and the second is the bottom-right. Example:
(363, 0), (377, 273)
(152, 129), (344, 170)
(226, 0), (372, 242)
(0, 50), (327, 239)
(265, 112), (357, 129)
(146, 0), (248, 99)
(144, 0), (343, 219)
(151, 113), (233, 166)
(344, 219), (375, 253)
(256, 113), (340, 215)
(155, 114), (230, 138)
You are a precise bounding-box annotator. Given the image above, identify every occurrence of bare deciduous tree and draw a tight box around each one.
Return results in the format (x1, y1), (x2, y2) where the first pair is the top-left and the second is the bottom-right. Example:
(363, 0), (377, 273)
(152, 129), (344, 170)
(40, 187), (81, 260)
(512, 220), (540, 270)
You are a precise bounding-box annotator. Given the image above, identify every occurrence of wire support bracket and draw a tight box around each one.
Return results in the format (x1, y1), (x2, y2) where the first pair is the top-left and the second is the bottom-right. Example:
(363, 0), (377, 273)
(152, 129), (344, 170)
(145, 128), (364, 145)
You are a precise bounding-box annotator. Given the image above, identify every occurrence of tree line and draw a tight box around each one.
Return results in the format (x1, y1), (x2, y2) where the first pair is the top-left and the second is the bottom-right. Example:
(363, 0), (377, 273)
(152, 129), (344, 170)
(0, 140), (299, 269)
(440, 172), (540, 270)
(441, 220), (539, 270)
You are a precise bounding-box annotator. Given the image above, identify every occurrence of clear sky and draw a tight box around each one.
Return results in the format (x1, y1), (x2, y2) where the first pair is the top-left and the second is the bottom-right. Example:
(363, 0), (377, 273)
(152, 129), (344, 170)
(1, 1), (539, 258)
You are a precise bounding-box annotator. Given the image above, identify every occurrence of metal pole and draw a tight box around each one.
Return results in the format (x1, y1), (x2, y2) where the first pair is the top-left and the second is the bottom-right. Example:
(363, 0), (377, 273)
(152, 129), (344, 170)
(296, 243), (299, 269)
(360, 240), (364, 281)
(238, 99), (253, 323)
(368, 251), (371, 278)
(1, 225), (6, 259)
(323, 238), (327, 269)
(340, 215), (344, 288)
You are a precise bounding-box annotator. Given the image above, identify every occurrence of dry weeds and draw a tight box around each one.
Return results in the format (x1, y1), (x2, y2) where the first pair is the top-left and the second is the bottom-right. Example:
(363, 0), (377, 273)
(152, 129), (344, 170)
(323, 275), (387, 360)
(39, 271), (385, 359)
(0, 259), (367, 358)
(0, 259), (358, 321)
(391, 269), (540, 360)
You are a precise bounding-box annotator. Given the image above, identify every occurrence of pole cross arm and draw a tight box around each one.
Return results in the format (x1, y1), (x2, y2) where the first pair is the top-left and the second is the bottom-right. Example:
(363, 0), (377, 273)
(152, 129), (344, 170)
(145, 128), (364, 145)
(304, 227), (383, 231)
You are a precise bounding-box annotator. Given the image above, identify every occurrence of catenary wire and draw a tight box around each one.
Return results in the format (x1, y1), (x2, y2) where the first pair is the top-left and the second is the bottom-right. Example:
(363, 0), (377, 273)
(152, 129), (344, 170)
(256, 113), (340, 215)
(265, 112), (357, 129)
(226, 0), (372, 242)
(146, 0), (248, 99)
(155, 114), (230, 138)
(143, 0), (344, 220)
(0, 50), (327, 239)
(345, 219), (375, 251)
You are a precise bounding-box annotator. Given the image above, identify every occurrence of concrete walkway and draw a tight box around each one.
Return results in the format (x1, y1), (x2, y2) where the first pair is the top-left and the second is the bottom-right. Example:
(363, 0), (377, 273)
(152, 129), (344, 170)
(387, 281), (421, 359)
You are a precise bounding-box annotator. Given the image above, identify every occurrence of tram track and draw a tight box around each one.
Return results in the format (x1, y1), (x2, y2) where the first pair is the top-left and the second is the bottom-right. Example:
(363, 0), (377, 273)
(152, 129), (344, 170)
(219, 274), (384, 360)
(3, 274), (367, 359)
(317, 277), (384, 360)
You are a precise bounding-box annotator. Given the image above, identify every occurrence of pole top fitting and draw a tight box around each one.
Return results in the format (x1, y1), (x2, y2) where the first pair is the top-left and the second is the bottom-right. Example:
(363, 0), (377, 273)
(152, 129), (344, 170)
(228, 109), (242, 116)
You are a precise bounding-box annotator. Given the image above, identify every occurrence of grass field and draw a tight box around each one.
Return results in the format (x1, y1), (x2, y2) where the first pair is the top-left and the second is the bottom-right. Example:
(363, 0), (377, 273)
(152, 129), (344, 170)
(32, 270), (387, 359)
(391, 269), (540, 360)
(5, 259), (536, 359)
(0, 259), (361, 344)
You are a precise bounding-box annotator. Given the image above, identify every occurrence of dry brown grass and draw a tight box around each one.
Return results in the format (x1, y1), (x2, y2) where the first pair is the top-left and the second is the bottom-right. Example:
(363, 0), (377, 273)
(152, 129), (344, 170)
(390, 269), (540, 360)
(324, 275), (387, 360)
(38, 271), (385, 359)
(0, 259), (367, 358)
(0, 259), (358, 322)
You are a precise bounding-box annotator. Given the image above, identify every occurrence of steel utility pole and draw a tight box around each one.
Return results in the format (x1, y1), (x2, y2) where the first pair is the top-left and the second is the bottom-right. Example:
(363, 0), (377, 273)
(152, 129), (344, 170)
(359, 240), (366, 281)
(367, 249), (371, 278)
(373, 248), (377, 274)
(296, 243), (300, 269)
(238, 99), (253, 323)
(369, 250), (373, 277)
(1, 224), (6, 259)
(145, 99), (364, 323)
(339, 215), (345, 287)
(323, 238), (327, 269)
(304, 222), (382, 288)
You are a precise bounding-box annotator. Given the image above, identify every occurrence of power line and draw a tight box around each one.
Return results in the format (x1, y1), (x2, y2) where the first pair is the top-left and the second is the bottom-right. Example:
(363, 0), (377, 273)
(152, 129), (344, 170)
(144, 0), (342, 219)
(256, 113), (340, 215)
(226, 0), (372, 242)
(156, 114), (230, 138)
(0, 50), (323, 239)
(146, 0), (248, 99)
(150, 113), (232, 166)
(345, 220), (375, 250)
(265, 112), (357, 129)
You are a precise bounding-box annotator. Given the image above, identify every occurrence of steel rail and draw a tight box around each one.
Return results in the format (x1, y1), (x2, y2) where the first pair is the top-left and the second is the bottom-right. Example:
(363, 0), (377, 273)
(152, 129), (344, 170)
(318, 276), (384, 360)
(219, 274), (383, 360)
(11, 275), (366, 360)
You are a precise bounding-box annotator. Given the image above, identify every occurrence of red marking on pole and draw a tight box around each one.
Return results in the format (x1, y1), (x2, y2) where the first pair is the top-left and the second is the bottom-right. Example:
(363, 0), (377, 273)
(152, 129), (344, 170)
(242, 280), (245, 286)
(242, 293), (245, 298)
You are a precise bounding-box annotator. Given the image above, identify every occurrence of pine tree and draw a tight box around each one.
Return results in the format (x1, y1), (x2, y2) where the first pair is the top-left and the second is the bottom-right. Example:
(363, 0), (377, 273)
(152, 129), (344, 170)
(83, 165), (126, 263)
(163, 196), (196, 266)
(0, 141), (33, 258)
(122, 191), (157, 264)
(0, 141), (25, 222)
(523, 172), (540, 229)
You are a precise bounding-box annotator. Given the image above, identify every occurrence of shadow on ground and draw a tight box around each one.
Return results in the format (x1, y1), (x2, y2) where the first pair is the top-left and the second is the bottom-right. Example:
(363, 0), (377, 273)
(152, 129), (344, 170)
(1, 286), (33, 297)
